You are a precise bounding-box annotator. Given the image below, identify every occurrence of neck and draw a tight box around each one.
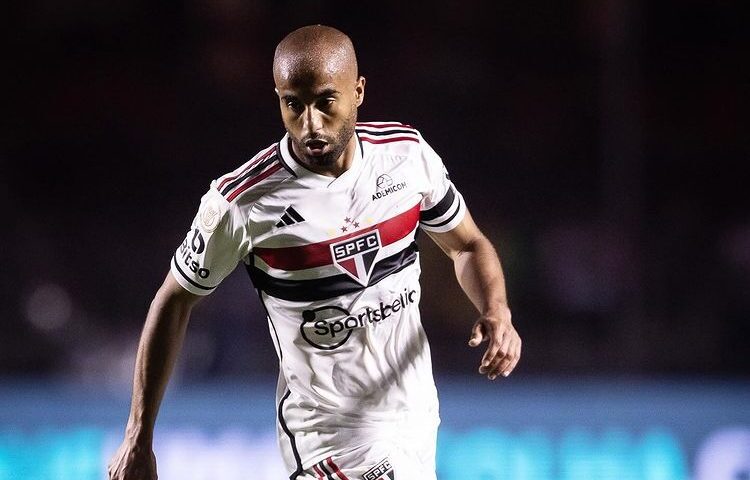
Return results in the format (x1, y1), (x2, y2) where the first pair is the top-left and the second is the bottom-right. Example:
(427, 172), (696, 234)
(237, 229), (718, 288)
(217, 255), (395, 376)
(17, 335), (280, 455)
(290, 135), (357, 178)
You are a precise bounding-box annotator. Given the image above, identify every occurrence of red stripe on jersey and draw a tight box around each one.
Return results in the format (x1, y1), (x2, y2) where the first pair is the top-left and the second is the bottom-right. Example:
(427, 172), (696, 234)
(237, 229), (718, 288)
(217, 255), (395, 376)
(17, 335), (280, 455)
(359, 135), (419, 145)
(217, 145), (276, 191)
(225, 162), (282, 202)
(356, 122), (413, 129)
(326, 458), (350, 480)
(312, 464), (325, 479)
(254, 203), (420, 271)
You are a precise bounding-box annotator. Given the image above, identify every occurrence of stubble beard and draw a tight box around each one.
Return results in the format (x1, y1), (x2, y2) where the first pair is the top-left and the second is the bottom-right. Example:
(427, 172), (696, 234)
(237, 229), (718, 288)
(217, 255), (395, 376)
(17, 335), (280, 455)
(290, 108), (357, 168)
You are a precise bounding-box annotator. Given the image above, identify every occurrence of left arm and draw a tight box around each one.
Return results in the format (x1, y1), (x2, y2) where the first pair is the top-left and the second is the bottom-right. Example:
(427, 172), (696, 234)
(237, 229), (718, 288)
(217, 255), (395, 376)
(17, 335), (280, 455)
(426, 209), (521, 380)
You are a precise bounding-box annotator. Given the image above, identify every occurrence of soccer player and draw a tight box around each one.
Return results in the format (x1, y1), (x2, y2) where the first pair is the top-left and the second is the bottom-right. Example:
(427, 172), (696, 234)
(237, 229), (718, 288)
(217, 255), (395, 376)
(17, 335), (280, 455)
(108, 25), (521, 480)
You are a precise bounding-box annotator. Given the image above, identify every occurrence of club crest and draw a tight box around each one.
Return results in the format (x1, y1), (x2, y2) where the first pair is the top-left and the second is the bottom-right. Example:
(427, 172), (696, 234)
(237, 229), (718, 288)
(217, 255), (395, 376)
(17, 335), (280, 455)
(330, 230), (382, 286)
(362, 458), (395, 480)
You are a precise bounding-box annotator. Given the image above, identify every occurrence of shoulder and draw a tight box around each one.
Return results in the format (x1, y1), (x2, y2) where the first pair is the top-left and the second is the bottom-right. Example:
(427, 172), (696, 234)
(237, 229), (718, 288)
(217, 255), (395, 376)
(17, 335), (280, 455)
(355, 121), (422, 147)
(212, 142), (293, 206)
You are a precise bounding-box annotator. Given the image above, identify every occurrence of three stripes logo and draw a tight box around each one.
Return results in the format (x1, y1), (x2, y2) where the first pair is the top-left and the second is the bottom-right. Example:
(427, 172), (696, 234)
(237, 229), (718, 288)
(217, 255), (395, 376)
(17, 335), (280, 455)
(275, 206), (305, 228)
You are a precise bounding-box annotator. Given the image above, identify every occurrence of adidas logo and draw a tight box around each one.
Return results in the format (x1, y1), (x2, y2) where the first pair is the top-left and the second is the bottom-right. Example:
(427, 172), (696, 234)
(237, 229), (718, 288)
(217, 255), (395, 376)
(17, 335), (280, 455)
(275, 206), (305, 228)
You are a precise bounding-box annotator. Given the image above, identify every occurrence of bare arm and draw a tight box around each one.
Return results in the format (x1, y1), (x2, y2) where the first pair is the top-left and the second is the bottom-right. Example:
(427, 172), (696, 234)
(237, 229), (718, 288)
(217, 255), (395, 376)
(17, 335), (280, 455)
(108, 272), (203, 480)
(426, 209), (521, 380)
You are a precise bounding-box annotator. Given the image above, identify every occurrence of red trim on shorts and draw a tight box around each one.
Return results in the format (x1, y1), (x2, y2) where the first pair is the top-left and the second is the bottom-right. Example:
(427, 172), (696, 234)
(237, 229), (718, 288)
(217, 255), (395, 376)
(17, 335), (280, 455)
(312, 463), (325, 479)
(326, 457), (350, 480)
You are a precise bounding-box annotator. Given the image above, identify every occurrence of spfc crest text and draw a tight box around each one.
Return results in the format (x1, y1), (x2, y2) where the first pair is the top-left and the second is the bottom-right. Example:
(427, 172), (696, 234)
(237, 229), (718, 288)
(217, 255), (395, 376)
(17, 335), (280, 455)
(362, 457), (395, 480)
(330, 230), (382, 286)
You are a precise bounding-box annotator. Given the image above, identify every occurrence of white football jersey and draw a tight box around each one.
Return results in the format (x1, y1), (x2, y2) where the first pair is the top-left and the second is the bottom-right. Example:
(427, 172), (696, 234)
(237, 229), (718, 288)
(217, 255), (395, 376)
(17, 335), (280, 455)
(170, 122), (466, 477)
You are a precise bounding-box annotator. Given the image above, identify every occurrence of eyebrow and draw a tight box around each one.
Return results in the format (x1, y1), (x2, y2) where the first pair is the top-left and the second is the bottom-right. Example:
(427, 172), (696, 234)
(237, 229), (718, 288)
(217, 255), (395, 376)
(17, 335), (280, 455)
(316, 88), (340, 97)
(281, 89), (340, 102)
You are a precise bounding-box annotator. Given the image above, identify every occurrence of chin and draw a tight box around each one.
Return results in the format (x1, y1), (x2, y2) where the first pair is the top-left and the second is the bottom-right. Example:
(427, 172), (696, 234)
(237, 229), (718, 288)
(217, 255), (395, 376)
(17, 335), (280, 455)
(304, 152), (337, 167)
(306, 144), (347, 168)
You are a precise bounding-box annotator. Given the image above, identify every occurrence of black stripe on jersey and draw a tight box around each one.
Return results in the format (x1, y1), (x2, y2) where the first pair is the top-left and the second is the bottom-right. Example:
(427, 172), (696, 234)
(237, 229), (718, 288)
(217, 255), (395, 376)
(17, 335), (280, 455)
(354, 128), (418, 136)
(278, 390), (304, 480)
(318, 460), (335, 480)
(220, 154), (279, 196)
(353, 131), (366, 156)
(277, 142), (298, 177)
(420, 186), (456, 222)
(246, 242), (419, 302)
(427, 195), (463, 228)
(171, 255), (216, 291)
(258, 291), (283, 362)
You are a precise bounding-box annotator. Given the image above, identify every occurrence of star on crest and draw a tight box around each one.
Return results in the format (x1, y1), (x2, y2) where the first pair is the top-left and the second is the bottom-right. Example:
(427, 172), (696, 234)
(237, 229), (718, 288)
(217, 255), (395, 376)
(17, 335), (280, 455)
(341, 216), (359, 233)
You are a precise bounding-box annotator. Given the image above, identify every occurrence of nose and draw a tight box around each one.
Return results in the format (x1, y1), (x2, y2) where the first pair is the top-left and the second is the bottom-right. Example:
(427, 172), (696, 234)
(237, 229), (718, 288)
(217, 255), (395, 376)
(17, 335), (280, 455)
(302, 107), (323, 137)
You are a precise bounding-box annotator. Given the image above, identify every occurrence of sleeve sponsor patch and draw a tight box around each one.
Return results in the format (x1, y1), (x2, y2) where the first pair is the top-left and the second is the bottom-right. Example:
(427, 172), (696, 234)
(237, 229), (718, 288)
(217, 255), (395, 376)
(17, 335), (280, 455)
(198, 196), (222, 233)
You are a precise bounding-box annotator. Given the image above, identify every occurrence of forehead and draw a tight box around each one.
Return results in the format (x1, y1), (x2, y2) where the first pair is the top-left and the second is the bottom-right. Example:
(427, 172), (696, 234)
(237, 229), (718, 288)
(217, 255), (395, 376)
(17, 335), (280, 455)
(274, 52), (355, 93)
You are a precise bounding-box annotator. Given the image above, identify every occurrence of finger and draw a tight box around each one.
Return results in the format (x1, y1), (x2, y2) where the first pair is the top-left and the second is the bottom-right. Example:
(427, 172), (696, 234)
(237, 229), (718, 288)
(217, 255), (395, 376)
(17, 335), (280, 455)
(481, 330), (513, 379)
(495, 331), (516, 376)
(480, 344), (501, 373)
(486, 342), (512, 379)
(468, 321), (485, 347)
(492, 336), (521, 379)
(481, 322), (510, 366)
(479, 331), (504, 373)
(491, 352), (514, 379)
(484, 353), (504, 379)
(504, 338), (522, 376)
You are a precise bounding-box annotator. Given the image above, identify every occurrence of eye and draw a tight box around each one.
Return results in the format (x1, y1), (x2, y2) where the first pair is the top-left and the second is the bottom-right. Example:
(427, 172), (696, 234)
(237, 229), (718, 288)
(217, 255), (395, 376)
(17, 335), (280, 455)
(317, 98), (335, 110)
(285, 99), (303, 113)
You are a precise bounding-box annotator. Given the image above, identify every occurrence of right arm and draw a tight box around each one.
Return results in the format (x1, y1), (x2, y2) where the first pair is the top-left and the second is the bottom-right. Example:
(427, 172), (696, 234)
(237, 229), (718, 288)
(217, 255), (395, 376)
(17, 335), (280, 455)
(108, 272), (202, 480)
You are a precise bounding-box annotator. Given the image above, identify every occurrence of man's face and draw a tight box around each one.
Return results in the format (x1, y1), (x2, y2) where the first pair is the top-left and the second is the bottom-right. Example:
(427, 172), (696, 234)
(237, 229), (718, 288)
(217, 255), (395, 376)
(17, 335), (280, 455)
(275, 65), (365, 169)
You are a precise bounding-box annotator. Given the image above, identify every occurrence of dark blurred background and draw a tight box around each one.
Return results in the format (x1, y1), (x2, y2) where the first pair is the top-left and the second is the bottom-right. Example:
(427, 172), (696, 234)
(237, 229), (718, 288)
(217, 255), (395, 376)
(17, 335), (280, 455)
(3, 0), (748, 384)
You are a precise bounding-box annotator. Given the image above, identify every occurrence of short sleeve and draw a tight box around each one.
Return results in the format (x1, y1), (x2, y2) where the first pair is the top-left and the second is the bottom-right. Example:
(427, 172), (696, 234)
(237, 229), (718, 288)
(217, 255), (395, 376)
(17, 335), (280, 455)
(170, 185), (251, 295)
(417, 133), (467, 233)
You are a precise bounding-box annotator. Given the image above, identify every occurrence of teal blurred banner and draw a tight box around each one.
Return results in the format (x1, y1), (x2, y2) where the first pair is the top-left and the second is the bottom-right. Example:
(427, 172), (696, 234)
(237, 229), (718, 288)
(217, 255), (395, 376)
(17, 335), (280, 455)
(0, 377), (748, 479)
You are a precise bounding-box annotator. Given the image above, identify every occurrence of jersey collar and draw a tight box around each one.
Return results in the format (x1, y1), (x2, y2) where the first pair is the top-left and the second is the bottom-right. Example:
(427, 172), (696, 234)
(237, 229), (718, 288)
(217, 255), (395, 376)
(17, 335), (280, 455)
(278, 132), (364, 188)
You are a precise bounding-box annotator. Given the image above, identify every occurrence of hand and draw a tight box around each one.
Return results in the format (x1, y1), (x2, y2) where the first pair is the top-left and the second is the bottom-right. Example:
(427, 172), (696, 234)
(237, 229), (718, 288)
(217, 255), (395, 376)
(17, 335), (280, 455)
(108, 440), (157, 480)
(468, 305), (521, 380)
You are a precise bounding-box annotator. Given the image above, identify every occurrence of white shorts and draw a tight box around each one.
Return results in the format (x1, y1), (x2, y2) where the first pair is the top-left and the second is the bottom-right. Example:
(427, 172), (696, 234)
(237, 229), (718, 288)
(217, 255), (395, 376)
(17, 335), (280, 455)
(296, 433), (437, 480)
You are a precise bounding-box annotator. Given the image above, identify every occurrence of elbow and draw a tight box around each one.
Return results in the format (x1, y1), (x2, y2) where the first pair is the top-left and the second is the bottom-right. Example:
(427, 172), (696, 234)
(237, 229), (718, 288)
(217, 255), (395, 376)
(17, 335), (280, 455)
(455, 232), (490, 260)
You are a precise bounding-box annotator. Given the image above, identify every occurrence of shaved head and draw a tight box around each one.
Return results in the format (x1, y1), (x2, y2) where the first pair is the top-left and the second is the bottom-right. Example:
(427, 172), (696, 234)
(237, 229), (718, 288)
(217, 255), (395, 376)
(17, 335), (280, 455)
(273, 25), (358, 86)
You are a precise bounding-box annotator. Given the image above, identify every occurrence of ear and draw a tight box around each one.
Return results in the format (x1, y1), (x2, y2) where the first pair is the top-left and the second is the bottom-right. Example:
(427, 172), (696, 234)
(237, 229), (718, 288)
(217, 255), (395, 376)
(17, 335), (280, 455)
(354, 76), (366, 107)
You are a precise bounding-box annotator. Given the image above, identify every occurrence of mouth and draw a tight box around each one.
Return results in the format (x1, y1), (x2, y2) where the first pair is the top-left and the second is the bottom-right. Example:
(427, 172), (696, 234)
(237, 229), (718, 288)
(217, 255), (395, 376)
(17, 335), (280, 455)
(304, 138), (329, 156)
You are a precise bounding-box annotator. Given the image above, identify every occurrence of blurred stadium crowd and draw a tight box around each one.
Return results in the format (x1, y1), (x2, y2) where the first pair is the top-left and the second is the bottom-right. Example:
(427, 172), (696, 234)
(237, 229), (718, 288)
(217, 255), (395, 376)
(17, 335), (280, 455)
(3, 0), (748, 383)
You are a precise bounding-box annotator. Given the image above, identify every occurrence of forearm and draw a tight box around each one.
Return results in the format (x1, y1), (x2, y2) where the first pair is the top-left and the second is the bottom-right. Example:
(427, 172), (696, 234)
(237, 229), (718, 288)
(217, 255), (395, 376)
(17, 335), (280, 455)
(125, 284), (194, 444)
(453, 234), (508, 316)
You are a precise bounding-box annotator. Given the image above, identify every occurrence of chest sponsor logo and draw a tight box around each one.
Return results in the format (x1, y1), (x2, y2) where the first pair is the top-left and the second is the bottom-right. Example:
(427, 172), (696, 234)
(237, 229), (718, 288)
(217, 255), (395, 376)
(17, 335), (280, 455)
(373, 173), (407, 201)
(330, 230), (381, 286)
(300, 289), (417, 350)
(363, 458), (395, 480)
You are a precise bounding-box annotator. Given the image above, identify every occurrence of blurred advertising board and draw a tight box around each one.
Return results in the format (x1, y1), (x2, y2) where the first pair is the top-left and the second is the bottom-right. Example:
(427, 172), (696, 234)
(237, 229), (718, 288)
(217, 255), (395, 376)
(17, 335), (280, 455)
(0, 377), (747, 479)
